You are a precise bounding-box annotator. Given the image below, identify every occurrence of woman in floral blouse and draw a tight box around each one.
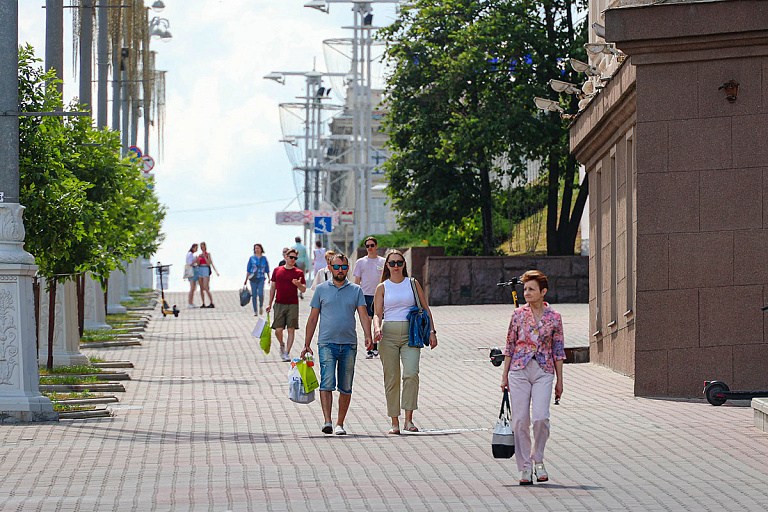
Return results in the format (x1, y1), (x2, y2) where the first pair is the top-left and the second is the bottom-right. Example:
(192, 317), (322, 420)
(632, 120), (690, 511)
(500, 270), (565, 486)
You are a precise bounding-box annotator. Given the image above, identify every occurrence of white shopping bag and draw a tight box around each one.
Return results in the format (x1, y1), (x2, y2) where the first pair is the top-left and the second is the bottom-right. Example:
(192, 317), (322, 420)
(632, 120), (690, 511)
(251, 317), (266, 338)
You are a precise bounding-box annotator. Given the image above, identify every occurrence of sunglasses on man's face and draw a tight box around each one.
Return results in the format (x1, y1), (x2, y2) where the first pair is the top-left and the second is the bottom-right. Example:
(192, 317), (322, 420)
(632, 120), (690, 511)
(365, 244), (376, 248)
(388, 260), (404, 267)
(287, 255), (297, 260)
(331, 264), (349, 270)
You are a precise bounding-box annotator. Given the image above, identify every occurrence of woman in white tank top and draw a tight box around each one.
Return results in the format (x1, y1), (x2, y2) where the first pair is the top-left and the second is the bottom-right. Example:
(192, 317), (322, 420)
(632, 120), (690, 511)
(372, 249), (437, 434)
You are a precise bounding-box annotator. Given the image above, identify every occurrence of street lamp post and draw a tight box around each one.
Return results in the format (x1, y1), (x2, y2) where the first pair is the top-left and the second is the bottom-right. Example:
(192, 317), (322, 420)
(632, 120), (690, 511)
(306, 0), (400, 248)
(0, 0), (57, 421)
(265, 70), (345, 250)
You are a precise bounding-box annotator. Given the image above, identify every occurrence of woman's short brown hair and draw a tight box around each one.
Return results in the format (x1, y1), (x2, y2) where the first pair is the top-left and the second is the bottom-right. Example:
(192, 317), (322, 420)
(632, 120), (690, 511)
(521, 270), (548, 292)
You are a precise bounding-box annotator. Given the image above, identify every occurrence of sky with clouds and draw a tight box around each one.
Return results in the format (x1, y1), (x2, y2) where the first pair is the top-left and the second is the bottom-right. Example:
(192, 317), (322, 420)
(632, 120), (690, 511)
(18, 0), (400, 292)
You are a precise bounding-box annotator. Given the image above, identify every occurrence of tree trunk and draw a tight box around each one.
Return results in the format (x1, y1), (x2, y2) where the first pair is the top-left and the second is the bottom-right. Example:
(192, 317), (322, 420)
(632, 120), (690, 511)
(47, 277), (57, 370)
(546, 153), (561, 254)
(478, 161), (494, 255)
(104, 277), (109, 316)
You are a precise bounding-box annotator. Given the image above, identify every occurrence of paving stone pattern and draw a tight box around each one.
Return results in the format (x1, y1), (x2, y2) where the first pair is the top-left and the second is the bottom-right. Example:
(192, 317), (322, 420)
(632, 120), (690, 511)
(0, 290), (766, 511)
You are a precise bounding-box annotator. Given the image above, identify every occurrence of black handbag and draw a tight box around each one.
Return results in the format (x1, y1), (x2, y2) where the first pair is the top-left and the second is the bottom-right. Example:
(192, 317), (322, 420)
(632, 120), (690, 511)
(492, 389), (515, 459)
(239, 287), (252, 307)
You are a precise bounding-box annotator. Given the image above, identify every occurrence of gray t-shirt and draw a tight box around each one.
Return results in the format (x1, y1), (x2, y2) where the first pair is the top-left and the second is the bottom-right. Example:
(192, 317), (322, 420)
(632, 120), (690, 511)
(310, 279), (366, 345)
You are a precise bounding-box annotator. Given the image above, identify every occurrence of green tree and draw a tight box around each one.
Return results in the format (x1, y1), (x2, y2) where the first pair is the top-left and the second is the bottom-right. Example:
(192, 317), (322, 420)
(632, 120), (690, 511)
(381, 0), (588, 255)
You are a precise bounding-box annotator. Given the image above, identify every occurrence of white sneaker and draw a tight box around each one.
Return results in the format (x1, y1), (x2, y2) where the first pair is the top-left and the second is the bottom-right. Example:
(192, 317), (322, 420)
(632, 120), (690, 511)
(519, 469), (533, 486)
(283, 352), (291, 362)
(187, 304), (196, 309)
(279, 345), (286, 360)
(534, 462), (548, 482)
(334, 425), (346, 435)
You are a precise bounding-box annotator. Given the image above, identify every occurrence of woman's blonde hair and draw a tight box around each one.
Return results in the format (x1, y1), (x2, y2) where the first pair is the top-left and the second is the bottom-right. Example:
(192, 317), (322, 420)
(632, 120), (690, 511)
(380, 249), (408, 282)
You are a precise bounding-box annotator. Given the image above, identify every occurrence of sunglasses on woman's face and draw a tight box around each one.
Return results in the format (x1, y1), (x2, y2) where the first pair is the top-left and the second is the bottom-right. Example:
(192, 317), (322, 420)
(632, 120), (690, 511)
(287, 255), (297, 260)
(331, 264), (349, 270)
(365, 244), (376, 248)
(388, 260), (404, 267)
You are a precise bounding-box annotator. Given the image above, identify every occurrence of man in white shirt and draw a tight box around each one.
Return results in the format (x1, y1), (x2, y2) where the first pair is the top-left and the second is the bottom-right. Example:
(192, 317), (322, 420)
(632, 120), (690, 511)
(313, 240), (327, 277)
(352, 236), (386, 359)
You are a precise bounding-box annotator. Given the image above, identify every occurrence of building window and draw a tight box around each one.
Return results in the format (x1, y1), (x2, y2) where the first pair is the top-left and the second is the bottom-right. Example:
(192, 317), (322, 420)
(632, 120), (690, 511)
(609, 148), (618, 327)
(594, 163), (603, 336)
(625, 131), (635, 316)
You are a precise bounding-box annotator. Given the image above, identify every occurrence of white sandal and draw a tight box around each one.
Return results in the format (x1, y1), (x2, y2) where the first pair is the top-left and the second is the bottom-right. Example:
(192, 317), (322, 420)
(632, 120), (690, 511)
(534, 462), (548, 482)
(519, 469), (533, 485)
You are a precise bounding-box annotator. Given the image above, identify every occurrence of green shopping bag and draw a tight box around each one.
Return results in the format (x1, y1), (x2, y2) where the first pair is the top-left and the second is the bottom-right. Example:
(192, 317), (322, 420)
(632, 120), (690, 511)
(260, 313), (272, 354)
(296, 356), (319, 393)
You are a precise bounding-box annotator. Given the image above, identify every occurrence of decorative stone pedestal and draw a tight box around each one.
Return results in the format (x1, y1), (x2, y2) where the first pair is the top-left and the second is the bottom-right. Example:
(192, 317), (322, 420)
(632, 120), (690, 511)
(37, 280), (90, 367)
(119, 260), (131, 302)
(754, 398), (768, 434)
(0, 205), (57, 422)
(128, 258), (142, 291)
(84, 273), (109, 331)
(141, 258), (153, 290)
(107, 268), (126, 315)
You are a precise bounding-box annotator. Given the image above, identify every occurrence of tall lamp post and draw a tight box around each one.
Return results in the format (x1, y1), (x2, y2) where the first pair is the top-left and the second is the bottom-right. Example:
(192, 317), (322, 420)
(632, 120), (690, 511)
(265, 70), (345, 250)
(0, 0), (57, 421)
(305, 0), (401, 247)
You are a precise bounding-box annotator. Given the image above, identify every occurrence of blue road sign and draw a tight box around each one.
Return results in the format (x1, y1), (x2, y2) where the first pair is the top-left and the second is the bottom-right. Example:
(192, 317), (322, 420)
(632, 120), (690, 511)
(314, 216), (332, 234)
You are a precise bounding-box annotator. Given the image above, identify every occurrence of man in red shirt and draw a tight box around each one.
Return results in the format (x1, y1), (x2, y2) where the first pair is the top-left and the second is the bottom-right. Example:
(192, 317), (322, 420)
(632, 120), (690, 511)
(266, 248), (307, 361)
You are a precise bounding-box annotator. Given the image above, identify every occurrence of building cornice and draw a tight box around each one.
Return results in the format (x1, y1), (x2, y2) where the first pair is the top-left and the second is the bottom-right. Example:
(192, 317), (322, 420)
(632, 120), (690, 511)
(569, 59), (636, 166)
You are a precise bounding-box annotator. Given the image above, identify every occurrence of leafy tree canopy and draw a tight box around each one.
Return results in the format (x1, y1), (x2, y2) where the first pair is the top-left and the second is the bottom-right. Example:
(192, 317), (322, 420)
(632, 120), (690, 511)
(381, 0), (588, 255)
(18, 45), (165, 283)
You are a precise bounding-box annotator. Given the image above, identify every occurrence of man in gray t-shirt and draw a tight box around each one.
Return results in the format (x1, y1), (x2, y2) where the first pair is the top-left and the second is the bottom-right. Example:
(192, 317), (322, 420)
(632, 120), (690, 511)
(301, 253), (373, 435)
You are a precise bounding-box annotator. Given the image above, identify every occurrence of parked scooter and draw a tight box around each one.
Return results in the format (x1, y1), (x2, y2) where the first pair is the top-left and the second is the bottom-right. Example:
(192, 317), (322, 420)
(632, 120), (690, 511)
(703, 305), (768, 405)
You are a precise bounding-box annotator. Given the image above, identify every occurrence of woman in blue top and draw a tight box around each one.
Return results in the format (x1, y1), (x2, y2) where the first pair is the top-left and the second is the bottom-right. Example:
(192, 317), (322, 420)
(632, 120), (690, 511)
(244, 243), (270, 316)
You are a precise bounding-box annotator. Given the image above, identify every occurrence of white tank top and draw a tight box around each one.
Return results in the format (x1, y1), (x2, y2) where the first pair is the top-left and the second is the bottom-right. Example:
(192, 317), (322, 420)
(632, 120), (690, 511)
(383, 279), (415, 322)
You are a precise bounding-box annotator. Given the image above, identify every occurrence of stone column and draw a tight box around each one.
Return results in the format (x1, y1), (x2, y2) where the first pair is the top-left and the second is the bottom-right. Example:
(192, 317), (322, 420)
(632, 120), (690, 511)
(83, 273), (109, 331)
(141, 258), (153, 289)
(119, 261), (131, 302)
(128, 258), (142, 291)
(106, 268), (126, 315)
(37, 280), (90, 367)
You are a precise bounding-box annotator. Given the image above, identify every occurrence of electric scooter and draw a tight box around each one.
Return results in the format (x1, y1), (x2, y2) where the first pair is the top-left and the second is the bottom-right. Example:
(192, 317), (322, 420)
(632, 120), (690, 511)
(703, 305), (768, 405)
(148, 262), (179, 318)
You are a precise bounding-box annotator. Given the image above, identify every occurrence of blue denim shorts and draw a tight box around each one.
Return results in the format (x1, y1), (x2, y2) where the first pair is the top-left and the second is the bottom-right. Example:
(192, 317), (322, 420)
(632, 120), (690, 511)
(364, 295), (374, 317)
(318, 343), (357, 395)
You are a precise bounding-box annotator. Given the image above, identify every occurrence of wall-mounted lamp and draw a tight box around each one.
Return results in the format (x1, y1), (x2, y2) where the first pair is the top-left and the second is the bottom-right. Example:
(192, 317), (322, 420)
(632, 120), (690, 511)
(718, 80), (739, 103)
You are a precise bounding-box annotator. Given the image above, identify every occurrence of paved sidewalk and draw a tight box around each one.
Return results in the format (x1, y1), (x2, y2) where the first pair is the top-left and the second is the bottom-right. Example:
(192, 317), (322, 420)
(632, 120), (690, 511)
(0, 290), (767, 511)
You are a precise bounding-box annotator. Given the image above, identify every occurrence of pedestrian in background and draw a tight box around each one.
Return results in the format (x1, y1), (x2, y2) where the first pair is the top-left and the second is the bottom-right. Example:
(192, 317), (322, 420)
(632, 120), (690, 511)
(244, 243), (270, 316)
(292, 237), (309, 299)
(278, 247), (289, 267)
(311, 250), (335, 289)
(372, 249), (437, 435)
(185, 243), (199, 308)
(197, 241), (219, 308)
(301, 253), (372, 435)
(500, 270), (565, 486)
(313, 240), (327, 278)
(266, 248), (306, 361)
(353, 236), (386, 359)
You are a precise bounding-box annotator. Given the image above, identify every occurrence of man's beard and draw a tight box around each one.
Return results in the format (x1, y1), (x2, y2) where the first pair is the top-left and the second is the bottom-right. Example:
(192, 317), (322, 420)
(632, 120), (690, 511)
(333, 274), (346, 283)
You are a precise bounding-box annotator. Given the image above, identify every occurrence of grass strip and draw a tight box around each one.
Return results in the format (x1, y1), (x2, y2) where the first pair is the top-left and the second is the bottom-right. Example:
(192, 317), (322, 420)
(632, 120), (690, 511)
(39, 375), (99, 385)
(39, 365), (102, 375)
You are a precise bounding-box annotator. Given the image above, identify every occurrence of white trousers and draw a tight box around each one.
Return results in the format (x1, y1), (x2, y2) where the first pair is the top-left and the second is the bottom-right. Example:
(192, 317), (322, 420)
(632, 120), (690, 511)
(508, 358), (555, 471)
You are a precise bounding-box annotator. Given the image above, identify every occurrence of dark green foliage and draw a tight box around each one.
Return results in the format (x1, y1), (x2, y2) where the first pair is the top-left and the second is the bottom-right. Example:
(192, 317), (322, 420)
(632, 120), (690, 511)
(17, 45), (165, 283)
(380, 0), (589, 255)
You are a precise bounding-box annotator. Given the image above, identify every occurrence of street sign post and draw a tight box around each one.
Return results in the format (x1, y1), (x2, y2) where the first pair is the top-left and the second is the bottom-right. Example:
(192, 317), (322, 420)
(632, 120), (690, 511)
(141, 155), (155, 172)
(128, 146), (142, 162)
(340, 210), (354, 225)
(314, 216), (332, 234)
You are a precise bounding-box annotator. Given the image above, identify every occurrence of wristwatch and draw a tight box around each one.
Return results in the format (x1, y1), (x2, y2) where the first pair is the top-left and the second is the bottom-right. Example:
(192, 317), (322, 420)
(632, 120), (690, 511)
(430, 330), (437, 334)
